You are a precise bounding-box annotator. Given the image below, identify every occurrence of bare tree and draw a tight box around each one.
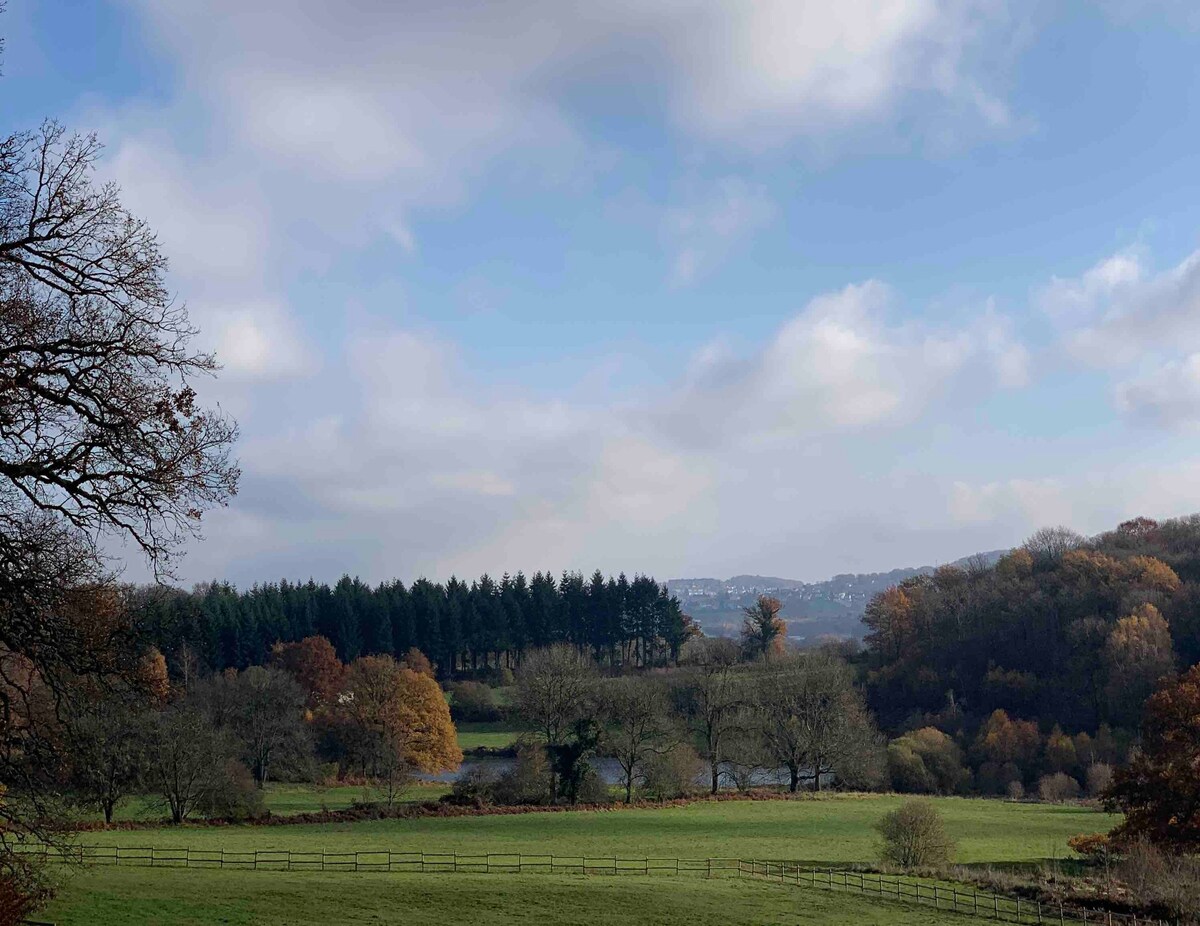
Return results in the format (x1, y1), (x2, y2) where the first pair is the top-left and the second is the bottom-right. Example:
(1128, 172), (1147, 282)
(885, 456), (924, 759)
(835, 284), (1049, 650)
(1022, 526), (1085, 565)
(599, 676), (675, 803)
(676, 637), (743, 794)
(0, 117), (239, 756)
(144, 704), (232, 824)
(225, 667), (310, 788)
(66, 695), (147, 824)
(752, 650), (881, 792)
(514, 644), (595, 801)
(0, 116), (238, 893)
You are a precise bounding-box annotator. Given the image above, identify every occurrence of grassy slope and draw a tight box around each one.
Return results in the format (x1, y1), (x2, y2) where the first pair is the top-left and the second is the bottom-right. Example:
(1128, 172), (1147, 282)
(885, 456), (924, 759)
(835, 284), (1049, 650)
(74, 794), (1114, 865)
(44, 868), (978, 926)
(456, 721), (522, 751)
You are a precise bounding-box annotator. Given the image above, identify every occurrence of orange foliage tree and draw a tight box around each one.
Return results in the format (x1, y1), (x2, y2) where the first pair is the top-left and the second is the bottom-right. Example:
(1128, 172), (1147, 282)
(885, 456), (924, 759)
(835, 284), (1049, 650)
(270, 636), (345, 709)
(333, 654), (460, 802)
(1107, 664), (1200, 849)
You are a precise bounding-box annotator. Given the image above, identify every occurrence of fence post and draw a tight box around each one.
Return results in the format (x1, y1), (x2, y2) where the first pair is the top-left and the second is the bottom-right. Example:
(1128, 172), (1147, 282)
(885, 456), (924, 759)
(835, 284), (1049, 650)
(934, 884), (940, 909)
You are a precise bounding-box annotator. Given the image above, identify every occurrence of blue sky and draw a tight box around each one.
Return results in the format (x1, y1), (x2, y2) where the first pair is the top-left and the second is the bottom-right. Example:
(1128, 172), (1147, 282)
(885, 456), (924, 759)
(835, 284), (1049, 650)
(5, 1), (1200, 585)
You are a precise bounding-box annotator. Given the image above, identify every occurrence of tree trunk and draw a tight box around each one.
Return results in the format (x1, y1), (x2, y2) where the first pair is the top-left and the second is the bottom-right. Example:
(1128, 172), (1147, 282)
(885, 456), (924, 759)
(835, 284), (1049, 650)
(710, 762), (720, 794)
(789, 764), (800, 793)
(103, 801), (114, 824)
(625, 775), (633, 803)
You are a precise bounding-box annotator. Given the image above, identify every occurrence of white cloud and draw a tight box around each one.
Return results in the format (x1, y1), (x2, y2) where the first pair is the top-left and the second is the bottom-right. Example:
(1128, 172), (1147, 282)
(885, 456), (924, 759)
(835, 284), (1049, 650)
(1042, 248), (1200, 362)
(665, 177), (777, 285)
(1114, 354), (1200, 428)
(657, 281), (1028, 448)
(1041, 247), (1200, 425)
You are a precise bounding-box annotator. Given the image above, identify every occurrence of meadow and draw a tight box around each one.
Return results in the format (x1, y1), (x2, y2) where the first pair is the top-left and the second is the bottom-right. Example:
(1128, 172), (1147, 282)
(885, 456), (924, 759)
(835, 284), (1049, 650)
(42, 795), (1117, 925)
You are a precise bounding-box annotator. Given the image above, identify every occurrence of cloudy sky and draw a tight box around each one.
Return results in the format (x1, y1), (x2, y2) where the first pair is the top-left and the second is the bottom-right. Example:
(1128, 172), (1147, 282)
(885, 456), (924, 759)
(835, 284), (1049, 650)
(5, 1), (1200, 586)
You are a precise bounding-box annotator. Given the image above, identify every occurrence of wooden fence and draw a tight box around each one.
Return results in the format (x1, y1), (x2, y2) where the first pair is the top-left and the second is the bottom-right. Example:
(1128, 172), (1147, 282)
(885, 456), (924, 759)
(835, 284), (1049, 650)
(19, 845), (1171, 926)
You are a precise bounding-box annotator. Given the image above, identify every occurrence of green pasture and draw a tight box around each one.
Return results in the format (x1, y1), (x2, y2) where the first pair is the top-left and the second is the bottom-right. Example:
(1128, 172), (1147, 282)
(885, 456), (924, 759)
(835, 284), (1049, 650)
(42, 867), (983, 926)
(45, 795), (1117, 924)
(74, 794), (1111, 865)
(456, 720), (523, 751)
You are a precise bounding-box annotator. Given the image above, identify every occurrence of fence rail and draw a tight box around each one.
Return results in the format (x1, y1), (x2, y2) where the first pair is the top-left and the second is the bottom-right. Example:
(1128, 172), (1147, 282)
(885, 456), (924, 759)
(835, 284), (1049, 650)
(18, 844), (1169, 926)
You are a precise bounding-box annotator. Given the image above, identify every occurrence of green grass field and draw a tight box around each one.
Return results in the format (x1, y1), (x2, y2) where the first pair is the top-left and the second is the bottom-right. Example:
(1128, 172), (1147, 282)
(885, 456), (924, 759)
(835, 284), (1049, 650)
(72, 794), (1114, 864)
(42, 795), (1116, 924)
(41, 868), (981, 926)
(92, 781), (451, 822)
(456, 720), (523, 751)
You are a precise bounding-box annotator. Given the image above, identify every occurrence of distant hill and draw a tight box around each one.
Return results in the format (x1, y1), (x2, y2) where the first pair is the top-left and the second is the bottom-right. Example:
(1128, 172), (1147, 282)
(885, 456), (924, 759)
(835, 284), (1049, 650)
(667, 550), (1007, 641)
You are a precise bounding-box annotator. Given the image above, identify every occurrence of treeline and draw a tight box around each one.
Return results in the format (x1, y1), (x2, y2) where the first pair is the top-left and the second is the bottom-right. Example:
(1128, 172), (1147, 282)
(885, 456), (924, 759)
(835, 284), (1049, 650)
(67, 640), (460, 824)
(863, 515), (1200, 732)
(137, 572), (695, 677)
(860, 515), (1200, 797)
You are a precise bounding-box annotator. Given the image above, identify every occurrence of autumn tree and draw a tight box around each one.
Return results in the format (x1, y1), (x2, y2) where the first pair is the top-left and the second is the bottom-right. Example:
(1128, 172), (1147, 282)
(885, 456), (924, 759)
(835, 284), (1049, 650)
(0, 112), (237, 903)
(740, 595), (786, 661)
(333, 655), (460, 804)
(1105, 604), (1176, 727)
(270, 636), (344, 710)
(887, 727), (969, 794)
(675, 636), (743, 793)
(1107, 664), (1200, 849)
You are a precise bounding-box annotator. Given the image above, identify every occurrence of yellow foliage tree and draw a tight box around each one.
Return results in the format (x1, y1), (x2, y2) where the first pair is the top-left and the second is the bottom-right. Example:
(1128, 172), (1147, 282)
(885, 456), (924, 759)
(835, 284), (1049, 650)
(337, 655), (461, 800)
(1105, 603), (1176, 726)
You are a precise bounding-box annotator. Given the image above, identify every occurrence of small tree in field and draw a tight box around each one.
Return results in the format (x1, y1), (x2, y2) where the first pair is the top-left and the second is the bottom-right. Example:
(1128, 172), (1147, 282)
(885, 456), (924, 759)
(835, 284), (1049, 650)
(876, 800), (956, 869)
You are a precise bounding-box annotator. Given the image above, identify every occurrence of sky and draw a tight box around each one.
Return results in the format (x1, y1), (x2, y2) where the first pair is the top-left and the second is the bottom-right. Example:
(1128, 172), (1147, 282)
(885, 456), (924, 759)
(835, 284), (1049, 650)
(4, 1), (1200, 587)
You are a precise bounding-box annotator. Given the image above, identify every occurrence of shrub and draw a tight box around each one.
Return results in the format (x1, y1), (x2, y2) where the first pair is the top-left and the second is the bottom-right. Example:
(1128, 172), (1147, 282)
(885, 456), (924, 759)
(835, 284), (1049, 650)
(448, 681), (503, 723)
(876, 799), (956, 870)
(1117, 838), (1200, 922)
(1037, 772), (1081, 803)
(575, 763), (613, 805)
(1067, 832), (1110, 863)
(1006, 780), (1025, 801)
(446, 764), (497, 807)
(642, 743), (704, 800)
(492, 743), (551, 805)
(197, 760), (267, 821)
(1085, 762), (1113, 798)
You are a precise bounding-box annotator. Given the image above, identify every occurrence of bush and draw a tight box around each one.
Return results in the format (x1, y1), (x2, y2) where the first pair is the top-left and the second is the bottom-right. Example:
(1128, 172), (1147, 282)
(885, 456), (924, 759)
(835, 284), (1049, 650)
(642, 743), (704, 800)
(197, 760), (267, 821)
(492, 742), (551, 805)
(1006, 780), (1025, 801)
(1037, 772), (1081, 803)
(1067, 832), (1110, 863)
(575, 763), (613, 805)
(1085, 762), (1113, 798)
(448, 681), (503, 723)
(1117, 838), (1200, 922)
(446, 764), (497, 806)
(876, 799), (956, 870)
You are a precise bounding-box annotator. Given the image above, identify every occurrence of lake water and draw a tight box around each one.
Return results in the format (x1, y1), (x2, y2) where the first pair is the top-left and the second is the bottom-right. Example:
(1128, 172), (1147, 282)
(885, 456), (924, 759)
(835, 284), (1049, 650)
(420, 757), (798, 788)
